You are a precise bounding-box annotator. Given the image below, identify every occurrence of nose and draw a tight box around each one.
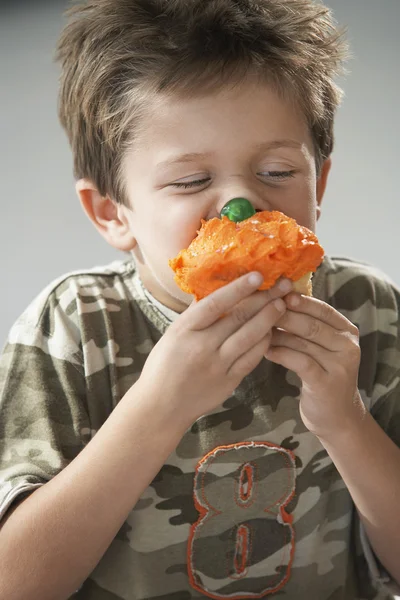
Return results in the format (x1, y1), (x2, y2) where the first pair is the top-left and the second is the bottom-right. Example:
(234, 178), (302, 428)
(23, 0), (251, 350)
(206, 183), (271, 220)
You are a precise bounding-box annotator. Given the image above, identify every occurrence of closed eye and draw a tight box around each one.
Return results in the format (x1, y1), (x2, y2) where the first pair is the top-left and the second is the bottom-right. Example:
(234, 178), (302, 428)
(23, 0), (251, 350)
(170, 171), (295, 190)
(170, 178), (211, 189)
(259, 170), (296, 180)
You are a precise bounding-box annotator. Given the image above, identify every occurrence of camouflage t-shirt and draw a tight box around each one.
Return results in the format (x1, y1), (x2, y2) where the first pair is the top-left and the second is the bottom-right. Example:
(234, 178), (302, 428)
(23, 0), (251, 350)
(1, 256), (399, 600)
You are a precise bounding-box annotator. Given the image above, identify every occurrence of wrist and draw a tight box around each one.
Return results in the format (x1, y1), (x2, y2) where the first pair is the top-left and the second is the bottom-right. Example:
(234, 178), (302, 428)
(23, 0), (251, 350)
(122, 377), (194, 440)
(314, 390), (368, 448)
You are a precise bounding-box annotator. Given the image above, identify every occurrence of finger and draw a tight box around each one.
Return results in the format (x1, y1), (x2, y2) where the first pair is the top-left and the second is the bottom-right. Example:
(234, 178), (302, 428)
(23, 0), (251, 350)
(276, 309), (355, 352)
(211, 280), (292, 341)
(284, 294), (359, 335)
(184, 272), (292, 330)
(265, 344), (324, 385)
(269, 329), (330, 371)
(220, 297), (286, 365)
(228, 333), (273, 381)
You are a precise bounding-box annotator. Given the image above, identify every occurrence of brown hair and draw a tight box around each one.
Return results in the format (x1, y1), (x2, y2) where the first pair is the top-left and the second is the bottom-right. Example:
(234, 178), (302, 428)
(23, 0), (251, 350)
(56, 0), (349, 205)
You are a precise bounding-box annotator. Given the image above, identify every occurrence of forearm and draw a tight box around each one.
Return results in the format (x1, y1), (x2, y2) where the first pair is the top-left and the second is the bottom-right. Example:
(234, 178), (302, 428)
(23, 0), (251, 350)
(319, 411), (400, 585)
(0, 381), (188, 600)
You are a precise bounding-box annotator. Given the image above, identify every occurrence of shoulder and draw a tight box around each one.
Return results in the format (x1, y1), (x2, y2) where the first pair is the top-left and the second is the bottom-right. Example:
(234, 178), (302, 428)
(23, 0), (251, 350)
(315, 255), (399, 316)
(316, 256), (400, 404)
(6, 259), (138, 357)
(315, 255), (399, 362)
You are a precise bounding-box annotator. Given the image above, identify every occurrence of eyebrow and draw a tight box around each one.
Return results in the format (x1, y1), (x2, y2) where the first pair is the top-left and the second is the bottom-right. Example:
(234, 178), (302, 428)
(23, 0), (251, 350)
(156, 140), (303, 169)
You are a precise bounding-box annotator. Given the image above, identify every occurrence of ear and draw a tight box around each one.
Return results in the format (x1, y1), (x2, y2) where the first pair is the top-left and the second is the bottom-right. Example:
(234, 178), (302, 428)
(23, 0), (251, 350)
(316, 158), (332, 221)
(76, 179), (137, 252)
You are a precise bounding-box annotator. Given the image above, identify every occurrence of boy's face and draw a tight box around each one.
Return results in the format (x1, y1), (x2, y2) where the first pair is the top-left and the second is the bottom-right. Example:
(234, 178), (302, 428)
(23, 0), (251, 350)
(120, 77), (329, 312)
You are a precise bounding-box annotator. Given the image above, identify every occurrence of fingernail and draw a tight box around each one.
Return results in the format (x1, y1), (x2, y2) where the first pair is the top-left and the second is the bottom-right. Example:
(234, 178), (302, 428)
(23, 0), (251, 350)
(289, 294), (300, 306)
(248, 272), (263, 286)
(274, 298), (286, 312)
(278, 279), (292, 293)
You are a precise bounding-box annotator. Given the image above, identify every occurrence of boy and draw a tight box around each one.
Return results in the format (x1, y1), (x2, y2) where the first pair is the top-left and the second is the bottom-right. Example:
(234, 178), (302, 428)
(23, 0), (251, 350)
(0, 0), (399, 598)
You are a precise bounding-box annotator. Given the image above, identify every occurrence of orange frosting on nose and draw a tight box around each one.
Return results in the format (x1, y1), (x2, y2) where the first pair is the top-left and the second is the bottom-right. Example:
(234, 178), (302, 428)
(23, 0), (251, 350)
(169, 210), (324, 300)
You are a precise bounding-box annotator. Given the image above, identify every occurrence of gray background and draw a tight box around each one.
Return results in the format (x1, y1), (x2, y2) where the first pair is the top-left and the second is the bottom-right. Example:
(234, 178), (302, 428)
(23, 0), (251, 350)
(1, 0), (399, 345)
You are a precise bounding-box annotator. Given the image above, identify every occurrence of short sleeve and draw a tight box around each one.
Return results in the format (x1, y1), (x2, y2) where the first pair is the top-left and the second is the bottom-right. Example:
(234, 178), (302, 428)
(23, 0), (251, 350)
(0, 287), (90, 521)
(367, 275), (400, 446)
(327, 258), (400, 444)
(321, 258), (400, 595)
(356, 272), (400, 594)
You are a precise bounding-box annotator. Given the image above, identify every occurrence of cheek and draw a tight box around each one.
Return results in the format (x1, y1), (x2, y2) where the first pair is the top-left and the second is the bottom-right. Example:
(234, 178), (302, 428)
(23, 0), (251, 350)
(155, 210), (203, 252)
(286, 180), (317, 229)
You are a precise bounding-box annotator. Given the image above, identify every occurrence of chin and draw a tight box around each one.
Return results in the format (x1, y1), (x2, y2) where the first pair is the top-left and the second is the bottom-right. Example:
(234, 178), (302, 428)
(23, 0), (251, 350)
(147, 270), (193, 312)
(167, 285), (193, 310)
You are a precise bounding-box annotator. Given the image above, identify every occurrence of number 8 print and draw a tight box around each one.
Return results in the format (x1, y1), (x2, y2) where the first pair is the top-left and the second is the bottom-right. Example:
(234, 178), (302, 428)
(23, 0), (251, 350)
(187, 441), (296, 599)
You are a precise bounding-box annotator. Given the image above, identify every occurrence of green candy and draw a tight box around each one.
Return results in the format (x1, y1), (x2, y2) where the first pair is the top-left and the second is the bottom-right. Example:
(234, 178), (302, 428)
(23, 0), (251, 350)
(220, 197), (256, 223)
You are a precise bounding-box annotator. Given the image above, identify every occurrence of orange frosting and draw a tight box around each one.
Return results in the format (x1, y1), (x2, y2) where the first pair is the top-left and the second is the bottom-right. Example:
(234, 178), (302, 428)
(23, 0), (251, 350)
(169, 210), (324, 300)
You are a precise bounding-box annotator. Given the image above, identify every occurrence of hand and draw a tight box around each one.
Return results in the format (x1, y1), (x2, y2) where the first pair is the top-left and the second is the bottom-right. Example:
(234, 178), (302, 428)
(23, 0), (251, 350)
(138, 273), (291, 427)
(265, 293), (365, 441)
